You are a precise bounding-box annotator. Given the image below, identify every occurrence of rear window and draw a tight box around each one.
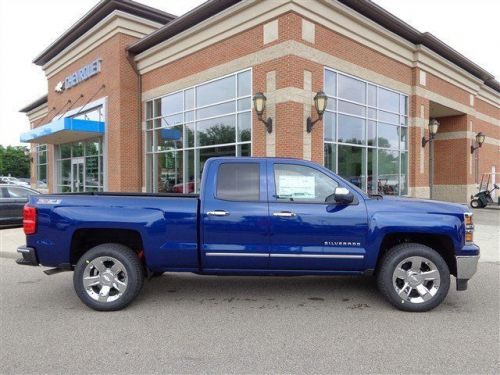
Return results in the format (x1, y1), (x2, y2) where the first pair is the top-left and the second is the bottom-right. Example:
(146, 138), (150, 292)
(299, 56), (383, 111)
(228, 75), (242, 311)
(216, 163), (260, 201)
(6, 187), (31, 198)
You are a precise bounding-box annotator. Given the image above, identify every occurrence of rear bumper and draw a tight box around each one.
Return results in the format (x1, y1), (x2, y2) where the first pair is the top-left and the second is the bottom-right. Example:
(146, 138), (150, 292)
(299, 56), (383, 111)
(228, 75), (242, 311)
(16, 246), (39, 266)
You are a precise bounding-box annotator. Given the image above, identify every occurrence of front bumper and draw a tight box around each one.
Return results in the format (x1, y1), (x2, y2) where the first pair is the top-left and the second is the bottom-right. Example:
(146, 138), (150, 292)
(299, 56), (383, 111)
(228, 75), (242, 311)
(16, 246), (39, 266)
(455, 254), (479, 291)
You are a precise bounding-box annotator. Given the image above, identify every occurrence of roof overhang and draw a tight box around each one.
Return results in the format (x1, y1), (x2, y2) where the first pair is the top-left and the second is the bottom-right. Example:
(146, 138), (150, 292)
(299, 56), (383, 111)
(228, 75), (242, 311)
(19, 95), (48, 113)
(20, 118), (105, 144)
(33, 0), (176, 66)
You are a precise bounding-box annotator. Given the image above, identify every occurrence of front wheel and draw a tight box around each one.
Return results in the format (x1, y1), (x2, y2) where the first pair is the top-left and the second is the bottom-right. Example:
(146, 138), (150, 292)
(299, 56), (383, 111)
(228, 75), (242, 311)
(73, 243), (144, 311)
(377, 243), (450, 312)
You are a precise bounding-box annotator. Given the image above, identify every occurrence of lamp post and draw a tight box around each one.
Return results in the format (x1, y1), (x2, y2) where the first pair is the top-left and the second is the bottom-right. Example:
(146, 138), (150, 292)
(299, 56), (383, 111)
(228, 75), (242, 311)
(306, 91), (328, 133)
(471, 132), (486, 184)
(252, 92), (272, 133)
(422, 118), (440, 199)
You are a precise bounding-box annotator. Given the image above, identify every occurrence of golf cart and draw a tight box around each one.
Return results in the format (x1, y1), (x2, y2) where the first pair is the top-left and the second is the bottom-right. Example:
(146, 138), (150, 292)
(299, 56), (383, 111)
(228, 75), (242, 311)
(470, 173), (500, 208)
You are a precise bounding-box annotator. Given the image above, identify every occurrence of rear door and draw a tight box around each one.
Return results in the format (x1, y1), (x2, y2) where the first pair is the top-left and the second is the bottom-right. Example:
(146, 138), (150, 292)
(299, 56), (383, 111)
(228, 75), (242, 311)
(267, 160), (368, 271)
(201, 159), (269, 270)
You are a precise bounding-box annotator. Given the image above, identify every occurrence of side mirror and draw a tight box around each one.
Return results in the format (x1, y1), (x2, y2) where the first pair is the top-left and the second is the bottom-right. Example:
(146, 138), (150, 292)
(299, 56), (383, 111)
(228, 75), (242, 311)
(330, 187), (354, 204)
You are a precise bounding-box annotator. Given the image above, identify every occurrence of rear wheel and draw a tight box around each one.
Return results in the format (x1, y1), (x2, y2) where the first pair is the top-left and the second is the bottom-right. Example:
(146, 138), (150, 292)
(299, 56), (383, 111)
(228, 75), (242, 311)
(377, 243), (450, 312)
(73, 243), (144, 311)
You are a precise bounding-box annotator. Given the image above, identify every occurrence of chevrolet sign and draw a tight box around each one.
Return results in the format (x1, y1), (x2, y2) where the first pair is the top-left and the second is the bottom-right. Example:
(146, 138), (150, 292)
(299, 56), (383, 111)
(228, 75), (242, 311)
(62, 58), (102, 91)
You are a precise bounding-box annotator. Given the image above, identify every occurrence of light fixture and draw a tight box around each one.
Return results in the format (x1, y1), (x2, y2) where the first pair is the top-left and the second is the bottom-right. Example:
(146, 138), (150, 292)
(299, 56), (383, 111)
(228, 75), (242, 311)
(471, 132), (486, 154)
(421, 118), (440, 147)
(307, 91), (328, 133)
(252, 92), (272, 133)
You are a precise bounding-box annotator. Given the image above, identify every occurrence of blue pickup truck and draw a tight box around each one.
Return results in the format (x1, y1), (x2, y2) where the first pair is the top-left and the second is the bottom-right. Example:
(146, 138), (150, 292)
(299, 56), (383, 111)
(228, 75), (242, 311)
(17, 157), (479, 312)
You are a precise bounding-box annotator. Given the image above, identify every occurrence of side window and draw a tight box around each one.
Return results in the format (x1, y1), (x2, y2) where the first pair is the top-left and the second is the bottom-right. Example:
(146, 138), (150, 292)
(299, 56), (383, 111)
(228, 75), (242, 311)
(6, 187), (31, 198)
(216, 163), (260, 201)
(273, 164), (339, 203)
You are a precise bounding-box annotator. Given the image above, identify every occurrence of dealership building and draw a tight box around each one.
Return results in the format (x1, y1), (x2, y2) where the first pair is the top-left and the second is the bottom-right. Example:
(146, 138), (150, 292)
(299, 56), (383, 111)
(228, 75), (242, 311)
(20, 0), (499, 202)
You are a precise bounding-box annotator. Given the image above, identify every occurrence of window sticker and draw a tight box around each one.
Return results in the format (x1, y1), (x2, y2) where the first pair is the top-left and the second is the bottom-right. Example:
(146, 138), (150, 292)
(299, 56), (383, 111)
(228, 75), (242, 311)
(278, 175), (315, 199)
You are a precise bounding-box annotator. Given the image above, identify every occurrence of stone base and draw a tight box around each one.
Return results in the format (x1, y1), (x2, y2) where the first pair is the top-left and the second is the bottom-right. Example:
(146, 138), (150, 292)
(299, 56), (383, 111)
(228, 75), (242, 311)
(432, 184), (477, 204)
(407, 186), (430, 199)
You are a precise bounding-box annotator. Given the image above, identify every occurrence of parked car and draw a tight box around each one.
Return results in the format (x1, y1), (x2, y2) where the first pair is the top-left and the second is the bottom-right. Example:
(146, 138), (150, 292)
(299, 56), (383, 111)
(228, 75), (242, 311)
(0, 176), (30, 187)
(0, 185), (40, 227)
(16, 157), (479, 312)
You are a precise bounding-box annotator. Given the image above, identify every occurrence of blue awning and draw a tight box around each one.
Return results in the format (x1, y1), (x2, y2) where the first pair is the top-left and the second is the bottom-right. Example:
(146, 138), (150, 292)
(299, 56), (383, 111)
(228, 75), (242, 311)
(20, 117), (105, 144)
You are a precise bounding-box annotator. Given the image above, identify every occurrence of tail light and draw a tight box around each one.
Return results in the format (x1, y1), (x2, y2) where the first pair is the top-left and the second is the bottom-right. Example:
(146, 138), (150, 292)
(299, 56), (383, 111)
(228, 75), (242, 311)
(23, 205), (37, 235)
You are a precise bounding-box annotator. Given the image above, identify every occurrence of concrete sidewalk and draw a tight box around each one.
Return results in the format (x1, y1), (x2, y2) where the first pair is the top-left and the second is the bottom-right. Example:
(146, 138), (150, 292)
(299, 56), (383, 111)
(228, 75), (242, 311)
(1, 208), (498, 262)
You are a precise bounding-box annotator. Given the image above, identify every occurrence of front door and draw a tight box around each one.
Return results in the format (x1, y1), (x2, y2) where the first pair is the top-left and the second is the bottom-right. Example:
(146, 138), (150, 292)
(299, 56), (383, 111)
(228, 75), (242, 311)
(71, 158), (84, 192)
(267, 160), (368, 271)
(201, 159), (269, 270)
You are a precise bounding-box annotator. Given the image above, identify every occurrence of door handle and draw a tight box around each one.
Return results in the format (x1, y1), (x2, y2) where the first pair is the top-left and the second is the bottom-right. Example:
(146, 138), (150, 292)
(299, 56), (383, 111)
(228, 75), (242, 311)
(273, 211), (296, 218)
(207, 210), (230, 217)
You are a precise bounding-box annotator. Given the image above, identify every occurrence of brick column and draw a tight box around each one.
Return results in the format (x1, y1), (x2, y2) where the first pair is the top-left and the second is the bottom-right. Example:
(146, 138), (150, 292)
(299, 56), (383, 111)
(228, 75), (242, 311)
(408, 95), (430, 198)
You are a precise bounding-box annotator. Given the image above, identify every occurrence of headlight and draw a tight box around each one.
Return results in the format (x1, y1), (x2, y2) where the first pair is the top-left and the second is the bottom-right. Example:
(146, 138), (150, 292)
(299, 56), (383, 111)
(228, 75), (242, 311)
(464, 212), (474, 244)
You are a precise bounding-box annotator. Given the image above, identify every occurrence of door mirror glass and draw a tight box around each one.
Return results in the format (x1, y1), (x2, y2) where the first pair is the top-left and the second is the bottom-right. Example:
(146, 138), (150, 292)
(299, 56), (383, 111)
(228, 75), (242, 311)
(332, 187), (354, 204)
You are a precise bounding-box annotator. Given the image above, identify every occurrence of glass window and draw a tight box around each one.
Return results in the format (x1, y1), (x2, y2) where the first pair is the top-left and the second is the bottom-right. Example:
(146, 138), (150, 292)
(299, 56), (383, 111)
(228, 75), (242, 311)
(367, 85), (377, 107)
(237, 70), (251, 97)
(216, 163), (260, 201)
(161, 91), (183, 116)
(377, 123), (399, 149)
(338, 74), (366, 103)
(146, 70), (251, 193)
(35, 144), (48, 188)
(196, 75), (235, 107)
(325, 70), (336, 96)
(338, 145), (365, 190)
(337, 115), (365, 145)
(378, 87), (399, 113)
(323, 112), (336, 142)
(273, 164), (338, 203)
(378, 150), (399, 195)
(338, 100), (365, 117)
(55, 138), (103, 192)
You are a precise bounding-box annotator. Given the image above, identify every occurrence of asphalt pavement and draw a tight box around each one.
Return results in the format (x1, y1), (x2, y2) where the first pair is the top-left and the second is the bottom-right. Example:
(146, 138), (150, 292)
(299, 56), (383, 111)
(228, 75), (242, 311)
(0, 208), (499, 374)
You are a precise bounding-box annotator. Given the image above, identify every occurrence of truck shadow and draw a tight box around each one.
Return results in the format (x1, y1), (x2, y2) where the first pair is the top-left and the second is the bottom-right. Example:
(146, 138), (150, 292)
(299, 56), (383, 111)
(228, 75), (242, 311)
(139, 274), (384, 310)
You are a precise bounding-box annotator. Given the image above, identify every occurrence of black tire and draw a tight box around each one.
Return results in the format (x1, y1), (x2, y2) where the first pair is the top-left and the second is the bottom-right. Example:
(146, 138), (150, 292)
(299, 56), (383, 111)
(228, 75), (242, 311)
(470, 199), (480, 209)
(377, 243), (450, 312)
(73, 243), (144, 311)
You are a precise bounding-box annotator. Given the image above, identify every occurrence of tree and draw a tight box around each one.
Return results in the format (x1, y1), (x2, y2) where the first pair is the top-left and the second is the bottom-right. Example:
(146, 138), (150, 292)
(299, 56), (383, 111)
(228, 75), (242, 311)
(0, 145), (30, 177)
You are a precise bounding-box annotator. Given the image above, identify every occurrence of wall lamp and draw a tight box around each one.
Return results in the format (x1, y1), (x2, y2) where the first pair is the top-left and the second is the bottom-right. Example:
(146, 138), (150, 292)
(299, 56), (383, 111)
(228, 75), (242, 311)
(421, 118), (440, 147)
(252, 92), (272, 133)
(470, 132), (485, 154)
(306, 91), (328, 133)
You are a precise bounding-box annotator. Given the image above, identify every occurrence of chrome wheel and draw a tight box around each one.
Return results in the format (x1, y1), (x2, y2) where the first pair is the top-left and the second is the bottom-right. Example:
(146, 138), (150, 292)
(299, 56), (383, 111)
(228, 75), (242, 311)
(83, 256), (128, 303)
(392, 256), (441, 304)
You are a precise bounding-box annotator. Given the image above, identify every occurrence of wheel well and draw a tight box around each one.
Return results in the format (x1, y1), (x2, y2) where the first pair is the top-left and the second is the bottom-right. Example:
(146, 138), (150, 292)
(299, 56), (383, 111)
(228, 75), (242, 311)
(376, 233), (457, 276)
(70, 228), (144, 266)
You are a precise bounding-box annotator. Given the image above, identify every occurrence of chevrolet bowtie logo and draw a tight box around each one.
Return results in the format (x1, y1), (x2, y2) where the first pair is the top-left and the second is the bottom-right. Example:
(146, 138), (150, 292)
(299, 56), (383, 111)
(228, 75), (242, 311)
(54, 81), (65, 93)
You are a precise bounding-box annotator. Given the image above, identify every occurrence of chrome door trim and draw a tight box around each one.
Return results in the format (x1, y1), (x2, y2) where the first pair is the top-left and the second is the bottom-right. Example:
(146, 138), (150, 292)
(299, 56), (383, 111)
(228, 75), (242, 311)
(206, 252), (269, 257)
(270, 254), (364, 259)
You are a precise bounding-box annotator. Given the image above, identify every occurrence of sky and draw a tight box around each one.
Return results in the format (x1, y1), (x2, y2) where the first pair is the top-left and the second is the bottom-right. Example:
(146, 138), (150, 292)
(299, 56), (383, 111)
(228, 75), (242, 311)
(0, 0), (498, 147)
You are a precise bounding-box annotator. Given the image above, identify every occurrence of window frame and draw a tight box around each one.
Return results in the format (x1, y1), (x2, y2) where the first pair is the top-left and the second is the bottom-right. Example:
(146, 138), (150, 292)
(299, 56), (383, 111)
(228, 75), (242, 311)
(323, 67), (409, 196)
(145, 69), (253, 194)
